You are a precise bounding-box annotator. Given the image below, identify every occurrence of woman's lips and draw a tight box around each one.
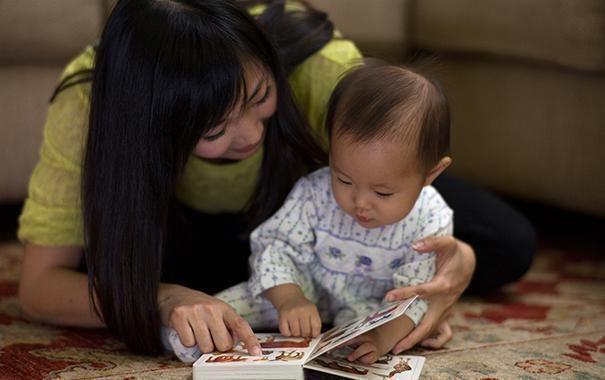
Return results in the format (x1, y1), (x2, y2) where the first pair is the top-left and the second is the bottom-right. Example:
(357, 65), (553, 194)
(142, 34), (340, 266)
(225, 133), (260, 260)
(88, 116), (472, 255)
(233, 141), (261, 154)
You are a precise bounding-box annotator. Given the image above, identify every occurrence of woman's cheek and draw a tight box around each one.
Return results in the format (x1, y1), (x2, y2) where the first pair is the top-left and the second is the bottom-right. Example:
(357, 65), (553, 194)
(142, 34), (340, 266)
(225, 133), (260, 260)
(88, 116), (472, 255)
(260, 91), (278, 118)
(193, 138), (231, 159)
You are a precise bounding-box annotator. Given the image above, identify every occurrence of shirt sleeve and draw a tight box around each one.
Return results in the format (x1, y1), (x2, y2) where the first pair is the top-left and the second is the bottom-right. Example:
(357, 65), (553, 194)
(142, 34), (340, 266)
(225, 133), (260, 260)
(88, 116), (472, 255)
(393, 187), (454, 326)
(18, 47), (95, 246)
(248, 176), (320, 301)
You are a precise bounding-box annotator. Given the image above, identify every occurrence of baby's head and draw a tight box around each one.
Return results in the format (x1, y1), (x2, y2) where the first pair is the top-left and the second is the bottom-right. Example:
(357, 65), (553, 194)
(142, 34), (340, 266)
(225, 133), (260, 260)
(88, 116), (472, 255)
(325, 60), (451, 229)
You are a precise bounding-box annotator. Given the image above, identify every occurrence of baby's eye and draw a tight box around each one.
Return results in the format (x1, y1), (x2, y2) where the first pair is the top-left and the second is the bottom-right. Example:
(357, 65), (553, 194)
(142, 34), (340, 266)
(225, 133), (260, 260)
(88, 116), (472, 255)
(375, 191), (393, 198)
(337, 177), (352, 185)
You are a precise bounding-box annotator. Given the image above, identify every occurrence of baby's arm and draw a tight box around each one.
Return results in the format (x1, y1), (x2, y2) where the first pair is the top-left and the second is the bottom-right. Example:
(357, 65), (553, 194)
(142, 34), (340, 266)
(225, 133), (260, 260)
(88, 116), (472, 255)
(346, 314), (415, 364)
(265, 283), (321, 337)
(248, 175), (325, 337)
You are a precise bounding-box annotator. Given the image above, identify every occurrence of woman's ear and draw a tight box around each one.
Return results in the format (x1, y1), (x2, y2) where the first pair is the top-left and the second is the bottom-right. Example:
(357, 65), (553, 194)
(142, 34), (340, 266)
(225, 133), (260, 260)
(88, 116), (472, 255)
(423, 156), (452, 186)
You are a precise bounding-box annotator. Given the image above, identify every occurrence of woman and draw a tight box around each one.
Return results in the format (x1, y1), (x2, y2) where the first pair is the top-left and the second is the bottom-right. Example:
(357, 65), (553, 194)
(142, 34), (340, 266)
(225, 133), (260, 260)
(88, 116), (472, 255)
(17, 0), (534, 356)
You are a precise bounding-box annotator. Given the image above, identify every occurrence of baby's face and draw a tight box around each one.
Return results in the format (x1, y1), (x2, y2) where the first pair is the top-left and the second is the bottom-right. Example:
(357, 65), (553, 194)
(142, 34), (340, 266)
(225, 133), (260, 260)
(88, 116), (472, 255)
(329, 134), (427, 229)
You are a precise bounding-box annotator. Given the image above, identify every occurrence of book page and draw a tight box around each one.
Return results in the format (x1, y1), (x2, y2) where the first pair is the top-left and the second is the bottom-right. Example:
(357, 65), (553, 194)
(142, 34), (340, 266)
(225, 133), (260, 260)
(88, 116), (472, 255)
(305, 347), (425, 380)
(308, 296), (417, 361)
(193, 334), (321, 368)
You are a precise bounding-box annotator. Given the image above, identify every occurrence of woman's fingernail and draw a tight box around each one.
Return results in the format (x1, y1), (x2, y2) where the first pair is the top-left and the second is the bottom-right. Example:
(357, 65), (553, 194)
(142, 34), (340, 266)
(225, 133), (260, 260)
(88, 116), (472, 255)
(251, 346), (262, 356)
(385, 294), (394, 302)
(412, 240), (425, 250)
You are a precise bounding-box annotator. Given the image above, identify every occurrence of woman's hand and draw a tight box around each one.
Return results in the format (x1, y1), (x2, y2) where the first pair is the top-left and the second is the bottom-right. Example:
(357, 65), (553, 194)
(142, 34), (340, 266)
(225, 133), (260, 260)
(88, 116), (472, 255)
(158, 284), (261, 355)
(384, 236), (476, 353)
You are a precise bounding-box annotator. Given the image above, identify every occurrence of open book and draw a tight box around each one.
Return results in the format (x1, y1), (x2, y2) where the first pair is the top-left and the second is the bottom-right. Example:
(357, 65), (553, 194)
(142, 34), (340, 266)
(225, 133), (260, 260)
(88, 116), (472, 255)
(193, 297), (425, 379)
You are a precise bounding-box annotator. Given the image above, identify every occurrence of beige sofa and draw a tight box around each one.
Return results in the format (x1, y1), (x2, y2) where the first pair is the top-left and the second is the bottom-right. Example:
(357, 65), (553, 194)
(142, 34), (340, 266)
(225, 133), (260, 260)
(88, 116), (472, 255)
(0, 0), (114, 202)
(312, 0), (605, 216)
(2, 0), (604, 215)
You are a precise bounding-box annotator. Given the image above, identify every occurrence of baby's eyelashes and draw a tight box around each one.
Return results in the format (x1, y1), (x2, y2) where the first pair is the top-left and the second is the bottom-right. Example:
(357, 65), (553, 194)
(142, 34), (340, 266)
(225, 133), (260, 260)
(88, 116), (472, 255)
(337, 177), (352, 185)
(374, 191), (393, 198)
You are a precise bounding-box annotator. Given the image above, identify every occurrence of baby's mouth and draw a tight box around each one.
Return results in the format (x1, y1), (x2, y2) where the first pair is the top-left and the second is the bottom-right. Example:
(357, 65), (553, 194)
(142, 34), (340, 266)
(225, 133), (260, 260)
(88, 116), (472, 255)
(356, 215), (371, 223)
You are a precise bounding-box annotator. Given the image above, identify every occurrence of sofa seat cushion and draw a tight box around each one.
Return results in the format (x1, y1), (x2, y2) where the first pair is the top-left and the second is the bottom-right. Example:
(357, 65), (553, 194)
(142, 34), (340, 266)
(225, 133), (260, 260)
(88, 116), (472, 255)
(411, 0), (605, 72)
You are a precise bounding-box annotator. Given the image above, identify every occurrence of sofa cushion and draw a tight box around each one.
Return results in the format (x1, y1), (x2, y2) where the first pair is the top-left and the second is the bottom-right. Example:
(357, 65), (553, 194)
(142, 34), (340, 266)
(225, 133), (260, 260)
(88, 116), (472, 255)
(411, 0), (605, 72)
(0, 66), (65, 202)
(0, 0), (104, 64)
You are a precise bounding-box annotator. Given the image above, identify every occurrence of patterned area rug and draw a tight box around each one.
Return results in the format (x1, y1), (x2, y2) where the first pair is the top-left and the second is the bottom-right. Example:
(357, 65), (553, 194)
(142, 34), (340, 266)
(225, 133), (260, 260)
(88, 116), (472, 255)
(0, 241), (604, 379)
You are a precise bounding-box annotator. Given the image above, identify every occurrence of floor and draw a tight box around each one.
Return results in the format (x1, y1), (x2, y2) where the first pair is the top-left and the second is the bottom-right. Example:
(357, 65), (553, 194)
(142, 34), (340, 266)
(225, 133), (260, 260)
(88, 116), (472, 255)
(0, 199), (603, 379)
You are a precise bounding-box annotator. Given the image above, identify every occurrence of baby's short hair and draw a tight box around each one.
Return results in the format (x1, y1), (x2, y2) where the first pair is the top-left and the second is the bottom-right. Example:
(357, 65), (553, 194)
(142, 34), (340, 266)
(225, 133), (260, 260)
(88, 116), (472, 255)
(325, 59), (450, 172)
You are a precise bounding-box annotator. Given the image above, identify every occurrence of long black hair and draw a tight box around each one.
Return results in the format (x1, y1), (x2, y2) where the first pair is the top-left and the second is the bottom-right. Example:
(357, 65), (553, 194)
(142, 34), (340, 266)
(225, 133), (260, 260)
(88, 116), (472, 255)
(82, 0), (328, 355)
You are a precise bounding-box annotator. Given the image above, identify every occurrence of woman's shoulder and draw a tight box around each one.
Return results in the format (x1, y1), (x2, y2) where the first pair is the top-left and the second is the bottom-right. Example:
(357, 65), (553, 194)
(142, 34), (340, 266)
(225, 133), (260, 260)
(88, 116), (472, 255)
(60, 45), (95, 81)
(44, 45), (96, 168)
(288, 34), (362, 144)
(314, 32), (363, 68)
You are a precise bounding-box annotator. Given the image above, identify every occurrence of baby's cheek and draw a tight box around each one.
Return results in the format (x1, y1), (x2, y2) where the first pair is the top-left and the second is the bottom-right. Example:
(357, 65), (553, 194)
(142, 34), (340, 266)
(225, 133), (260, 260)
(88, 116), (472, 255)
(333, 188), (353, 215)
(385, 198), (414, 223)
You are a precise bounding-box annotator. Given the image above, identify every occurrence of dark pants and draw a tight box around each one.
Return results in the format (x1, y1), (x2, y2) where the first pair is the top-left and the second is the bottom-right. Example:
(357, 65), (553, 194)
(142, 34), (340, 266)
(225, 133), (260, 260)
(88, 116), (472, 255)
(433, 175), (536, 293)
(163, 175), (536, 295)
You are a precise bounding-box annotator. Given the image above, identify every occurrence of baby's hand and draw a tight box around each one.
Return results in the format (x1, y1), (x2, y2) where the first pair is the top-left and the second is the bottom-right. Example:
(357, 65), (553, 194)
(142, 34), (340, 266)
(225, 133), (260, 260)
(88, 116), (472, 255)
(277, 296), (321, 338)
(345, 330), (382, 364)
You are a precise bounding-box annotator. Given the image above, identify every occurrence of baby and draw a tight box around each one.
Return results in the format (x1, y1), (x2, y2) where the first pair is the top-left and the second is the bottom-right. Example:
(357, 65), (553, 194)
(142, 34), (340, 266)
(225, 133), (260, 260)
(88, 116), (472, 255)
(164, 60), (453, 364)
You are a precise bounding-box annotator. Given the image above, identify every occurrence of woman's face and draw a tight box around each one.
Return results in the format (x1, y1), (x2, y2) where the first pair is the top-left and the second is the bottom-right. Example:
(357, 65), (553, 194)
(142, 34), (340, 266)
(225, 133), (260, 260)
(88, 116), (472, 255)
(193, 65), (277, 160)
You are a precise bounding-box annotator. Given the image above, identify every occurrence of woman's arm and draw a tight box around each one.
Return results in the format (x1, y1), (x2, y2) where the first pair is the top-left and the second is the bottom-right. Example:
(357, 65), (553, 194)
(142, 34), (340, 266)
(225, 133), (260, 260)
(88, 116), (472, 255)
(19, 243), (261, 356)
(18, 243), (103, 327)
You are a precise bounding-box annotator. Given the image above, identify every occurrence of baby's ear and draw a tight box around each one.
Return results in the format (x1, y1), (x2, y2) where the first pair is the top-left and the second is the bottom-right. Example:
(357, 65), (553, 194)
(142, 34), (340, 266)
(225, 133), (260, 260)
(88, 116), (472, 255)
(423, 156), (452, 186)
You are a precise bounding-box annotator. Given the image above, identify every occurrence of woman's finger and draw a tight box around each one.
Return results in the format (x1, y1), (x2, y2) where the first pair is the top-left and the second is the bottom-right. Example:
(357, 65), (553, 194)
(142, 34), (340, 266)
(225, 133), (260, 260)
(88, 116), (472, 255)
(420, 320), (452, 349)
(224, 310), (261, 356)
(392, 316), (435, 354)
(189, 319), (214, 353)
(384, 285), (418, 302)
(357, 350), (379, 365)
(172, 319), (196, 348)
(206, 311), (233, 352)
(412, 235), (457, 254)
(347, 342), (375, 362)
(386, 279), (448, 301)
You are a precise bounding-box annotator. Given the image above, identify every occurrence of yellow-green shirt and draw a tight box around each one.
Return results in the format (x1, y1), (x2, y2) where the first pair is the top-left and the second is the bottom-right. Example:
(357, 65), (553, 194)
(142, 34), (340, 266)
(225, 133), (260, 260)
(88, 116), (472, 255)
(18, 29), (362, 247)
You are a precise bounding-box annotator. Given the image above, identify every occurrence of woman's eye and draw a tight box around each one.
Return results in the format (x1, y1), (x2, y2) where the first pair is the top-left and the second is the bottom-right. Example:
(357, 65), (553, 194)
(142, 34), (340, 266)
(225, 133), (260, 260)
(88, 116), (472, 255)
(202, 128), (226, 141)
(254, 86), (271, 107)
(337, 177), (352, 185)
(375, 191), (393, 198)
